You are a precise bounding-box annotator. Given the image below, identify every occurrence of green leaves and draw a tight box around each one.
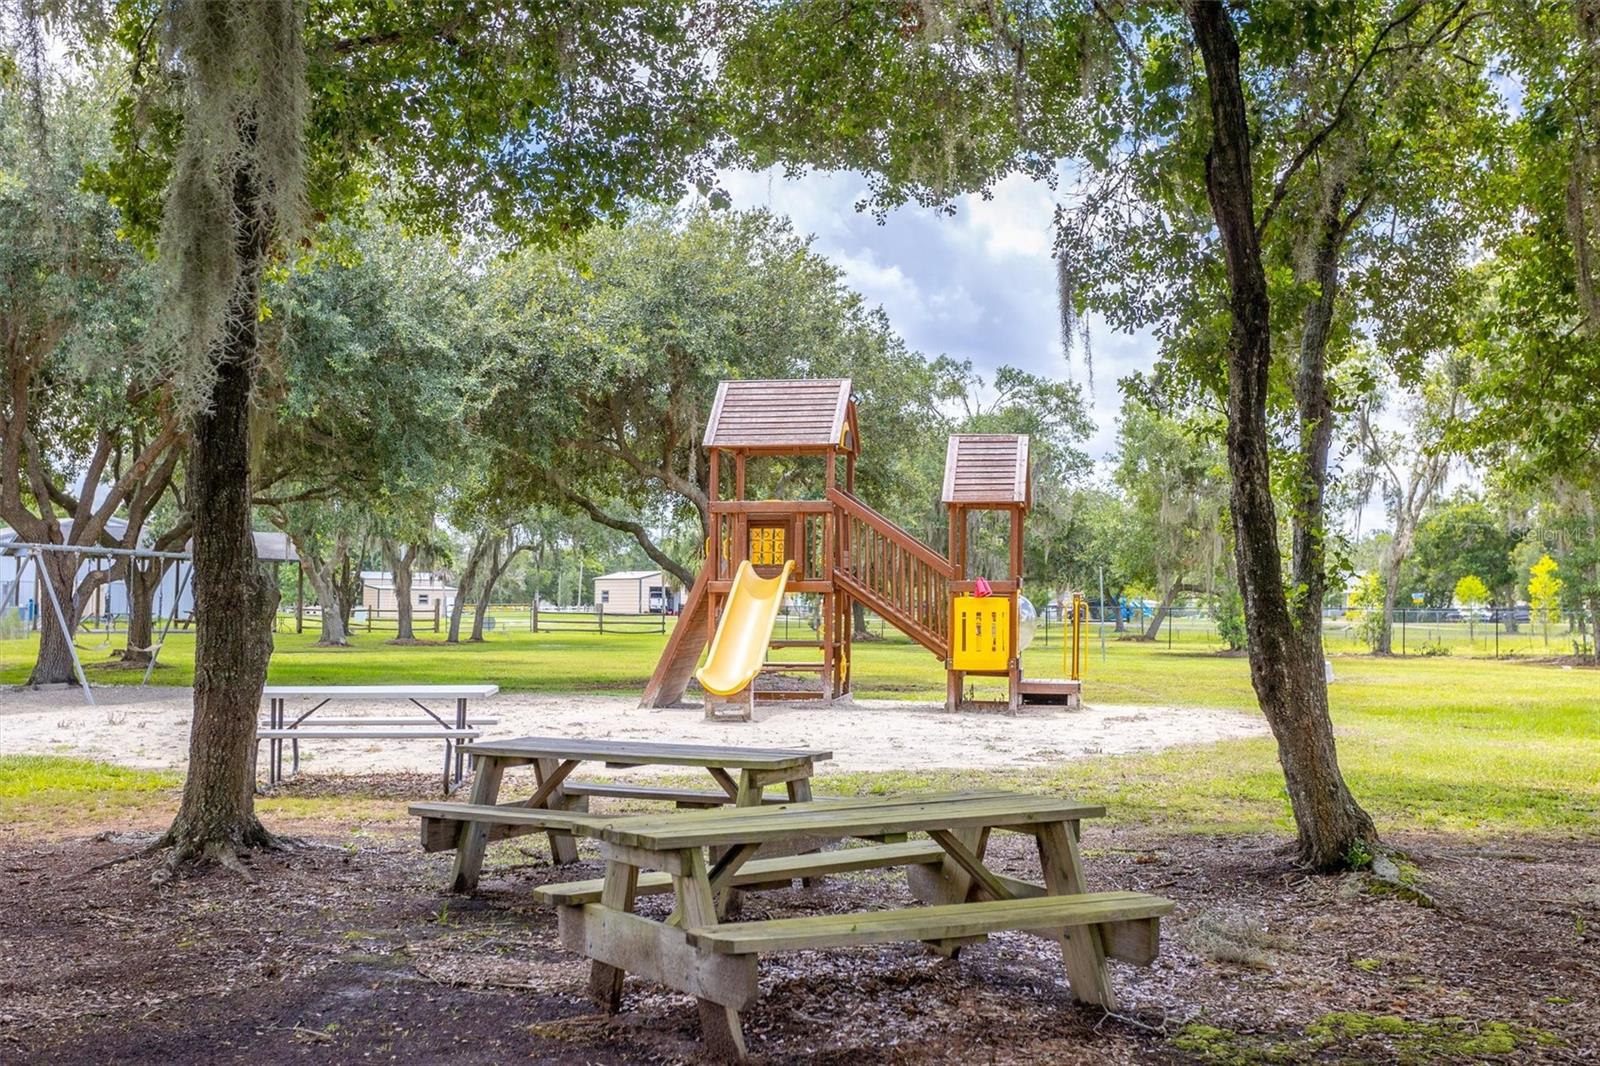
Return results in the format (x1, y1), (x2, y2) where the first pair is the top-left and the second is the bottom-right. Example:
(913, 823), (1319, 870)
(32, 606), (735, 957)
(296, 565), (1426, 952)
(262, 214), (475, 510)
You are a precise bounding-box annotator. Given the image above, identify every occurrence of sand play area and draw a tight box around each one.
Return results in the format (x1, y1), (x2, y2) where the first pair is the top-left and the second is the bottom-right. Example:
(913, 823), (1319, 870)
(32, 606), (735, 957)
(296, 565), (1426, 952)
(0, 686), (1265, 778)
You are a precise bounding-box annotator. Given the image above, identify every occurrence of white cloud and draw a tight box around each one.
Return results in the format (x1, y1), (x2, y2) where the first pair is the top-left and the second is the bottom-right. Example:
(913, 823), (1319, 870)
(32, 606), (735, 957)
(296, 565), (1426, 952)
(709, 165), (1158, 459)
(951, 174), (1057, 260)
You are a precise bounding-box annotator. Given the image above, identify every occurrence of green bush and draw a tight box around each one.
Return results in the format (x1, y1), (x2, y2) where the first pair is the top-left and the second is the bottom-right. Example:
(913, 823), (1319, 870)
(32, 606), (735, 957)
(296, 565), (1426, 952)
(1213, 584), (1247, 650)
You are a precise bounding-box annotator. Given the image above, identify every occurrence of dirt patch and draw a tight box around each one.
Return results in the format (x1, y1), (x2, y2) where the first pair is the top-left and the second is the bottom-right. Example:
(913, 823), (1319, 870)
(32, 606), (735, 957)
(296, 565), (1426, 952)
(0, 687), (1267, 777)
(1522, 655), (1600, 669)
(1, 793), (1594, 1064)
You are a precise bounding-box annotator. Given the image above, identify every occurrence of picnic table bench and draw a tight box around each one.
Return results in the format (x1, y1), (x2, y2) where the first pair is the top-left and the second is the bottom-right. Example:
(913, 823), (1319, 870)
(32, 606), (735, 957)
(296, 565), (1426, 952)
(537, 790), (1173, 1062)
(409, 736), (831, 892)
(258, 684), (499, 792)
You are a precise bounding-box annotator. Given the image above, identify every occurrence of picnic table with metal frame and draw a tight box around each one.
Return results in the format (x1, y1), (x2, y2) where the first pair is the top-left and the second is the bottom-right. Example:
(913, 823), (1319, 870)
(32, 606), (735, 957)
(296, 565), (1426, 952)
(410, 736), (833, 892)
(258, 684), (500, 792)
(537, 791), (1173, 1061)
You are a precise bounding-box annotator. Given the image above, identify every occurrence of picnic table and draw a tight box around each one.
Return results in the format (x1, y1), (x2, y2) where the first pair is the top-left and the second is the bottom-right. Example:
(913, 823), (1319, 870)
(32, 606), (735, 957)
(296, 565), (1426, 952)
(534, 790), (1174, 1062)
(410, 736), (833, 892)
(258, 684), (500, 792)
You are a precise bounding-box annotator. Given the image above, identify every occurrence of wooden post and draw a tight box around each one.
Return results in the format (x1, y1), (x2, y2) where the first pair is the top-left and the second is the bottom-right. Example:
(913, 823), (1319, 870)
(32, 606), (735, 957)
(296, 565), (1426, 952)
(435, 598), (442, 633)
(295, 560), (304, 633)
(450, 756), (506, 892)
(678, 849), (748, 1061)
(1009, 506), (1023, 709)
(841, 589), (853, 697)
(534, 757), (579, 863)
(946, 505), (964, 711)
(598, 601), (605, 633)
(821, 591), (835, 700)
(588, 860), (640, 1010)
(1035, 820), (1117, 1008)
(708, 450), (721, 579)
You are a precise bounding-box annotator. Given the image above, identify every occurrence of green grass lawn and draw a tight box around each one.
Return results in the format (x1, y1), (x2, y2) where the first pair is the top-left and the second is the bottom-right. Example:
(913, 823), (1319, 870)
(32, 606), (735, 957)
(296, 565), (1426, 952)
(2, 621), (1595, 838)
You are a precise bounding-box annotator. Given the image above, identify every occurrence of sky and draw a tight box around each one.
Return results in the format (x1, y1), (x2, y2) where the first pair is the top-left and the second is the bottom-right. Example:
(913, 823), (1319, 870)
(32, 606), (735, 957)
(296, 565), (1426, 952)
(715, 167), (1153, 463)
(713, 165), (1481, 539)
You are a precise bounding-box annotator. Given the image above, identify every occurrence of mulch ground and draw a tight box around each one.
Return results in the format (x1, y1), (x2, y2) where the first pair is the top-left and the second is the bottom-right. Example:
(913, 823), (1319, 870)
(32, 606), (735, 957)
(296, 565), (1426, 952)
(1, 777), (1596, 1064)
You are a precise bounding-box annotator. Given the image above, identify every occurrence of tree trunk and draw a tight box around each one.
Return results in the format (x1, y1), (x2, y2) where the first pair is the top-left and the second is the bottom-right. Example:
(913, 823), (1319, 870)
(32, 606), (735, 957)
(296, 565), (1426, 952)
(160, 131), (279, 865)
(852, 599), (872, 639)
(470, 540), (498, 641)
(120, 558), (163, 665)
(308, 568), (350, 645)
(1139, 576), (1183, 642)
(471, 538), (524, 642)
(448, 535), (490, 643)
(338, 550), (358, 630)
(1186, 0), (1376, 871)
(281, 529), (353, 647)
(1588, 591), (1600, 665)
(383, 540), (415, 641)
(27, 552), (80, 685)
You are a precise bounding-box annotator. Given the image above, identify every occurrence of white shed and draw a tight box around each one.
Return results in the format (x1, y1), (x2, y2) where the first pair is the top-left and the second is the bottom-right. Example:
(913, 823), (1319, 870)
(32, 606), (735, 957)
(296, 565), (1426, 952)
(592, 570), (679, 614)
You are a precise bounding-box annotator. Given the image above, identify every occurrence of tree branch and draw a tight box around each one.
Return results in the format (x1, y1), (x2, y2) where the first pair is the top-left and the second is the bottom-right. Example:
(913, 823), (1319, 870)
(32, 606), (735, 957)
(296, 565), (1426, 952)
(553, 480), (693, 585)
(1255, 0), (1447, 238)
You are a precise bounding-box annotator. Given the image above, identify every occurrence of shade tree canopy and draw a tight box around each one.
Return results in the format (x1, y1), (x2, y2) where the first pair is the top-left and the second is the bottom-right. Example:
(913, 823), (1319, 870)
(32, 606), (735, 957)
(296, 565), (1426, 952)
(1111, 399), (1229, 641)
(54, 0), (734, 871)
(3, 0), (1593, 886)
(469, 206), (978, 584)
(0, 67), (180, 685)
(253, 218), (476, 645)
(712, 0), (1512, 868)
(1406, 494), (1524, 613)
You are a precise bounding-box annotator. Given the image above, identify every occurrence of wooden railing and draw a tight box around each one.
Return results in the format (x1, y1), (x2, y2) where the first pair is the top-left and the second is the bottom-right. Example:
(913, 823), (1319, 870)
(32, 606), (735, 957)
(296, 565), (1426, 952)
(828, 488), (952, 658)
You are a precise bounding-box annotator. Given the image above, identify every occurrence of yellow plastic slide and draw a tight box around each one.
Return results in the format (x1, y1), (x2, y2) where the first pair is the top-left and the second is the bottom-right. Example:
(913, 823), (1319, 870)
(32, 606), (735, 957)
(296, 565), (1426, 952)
(696, 559), (794, 697)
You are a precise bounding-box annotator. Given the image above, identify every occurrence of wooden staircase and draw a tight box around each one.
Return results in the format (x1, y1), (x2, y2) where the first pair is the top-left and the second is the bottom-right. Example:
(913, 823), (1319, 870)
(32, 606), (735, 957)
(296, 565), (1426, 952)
(829, 488), (952, 659)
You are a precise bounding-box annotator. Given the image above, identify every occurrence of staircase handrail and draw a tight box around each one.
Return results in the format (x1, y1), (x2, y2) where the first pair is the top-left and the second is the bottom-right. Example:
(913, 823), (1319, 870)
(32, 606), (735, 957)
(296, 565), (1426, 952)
(826, 488), (953, 578)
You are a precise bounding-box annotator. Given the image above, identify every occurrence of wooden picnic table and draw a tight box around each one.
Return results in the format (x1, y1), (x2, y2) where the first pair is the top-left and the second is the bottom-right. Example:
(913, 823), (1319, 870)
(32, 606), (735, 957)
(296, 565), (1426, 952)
(259, 684), (500, 792)
(536, 790), (1173, 1062)
(413, 736), (832, 892)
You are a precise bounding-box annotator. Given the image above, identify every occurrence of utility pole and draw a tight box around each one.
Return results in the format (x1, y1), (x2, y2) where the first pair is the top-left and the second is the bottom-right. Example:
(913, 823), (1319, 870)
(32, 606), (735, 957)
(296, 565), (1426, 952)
(1098, 566), (1107, 664)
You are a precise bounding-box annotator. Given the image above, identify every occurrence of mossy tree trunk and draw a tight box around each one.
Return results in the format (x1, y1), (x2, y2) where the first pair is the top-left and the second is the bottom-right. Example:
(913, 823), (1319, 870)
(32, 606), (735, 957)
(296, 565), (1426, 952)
(159, 127), (280, 868)
(471, 537), (523, 642)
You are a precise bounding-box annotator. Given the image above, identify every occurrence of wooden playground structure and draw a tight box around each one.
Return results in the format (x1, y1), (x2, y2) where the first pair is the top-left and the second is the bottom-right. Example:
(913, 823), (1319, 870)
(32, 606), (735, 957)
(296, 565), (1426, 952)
(642, 378), (1085, 719)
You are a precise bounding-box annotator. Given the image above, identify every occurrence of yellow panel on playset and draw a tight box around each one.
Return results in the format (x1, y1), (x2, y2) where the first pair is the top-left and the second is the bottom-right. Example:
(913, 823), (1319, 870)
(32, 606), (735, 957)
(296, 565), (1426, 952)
(951, 595), (1011, 671)
(750, 525), (787, 566)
